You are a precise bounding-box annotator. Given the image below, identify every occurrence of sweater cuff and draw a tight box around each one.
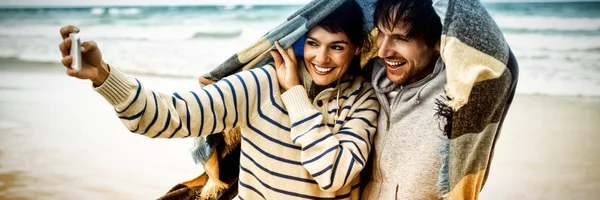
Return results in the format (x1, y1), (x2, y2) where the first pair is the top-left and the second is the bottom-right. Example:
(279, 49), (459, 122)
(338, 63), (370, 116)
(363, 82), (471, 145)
(93, 67), (137, 106)
(281, 85), (314, 115)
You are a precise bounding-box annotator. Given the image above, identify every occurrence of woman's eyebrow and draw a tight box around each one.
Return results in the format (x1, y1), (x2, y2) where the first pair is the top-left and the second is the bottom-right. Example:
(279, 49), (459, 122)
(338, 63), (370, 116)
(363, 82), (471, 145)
(306, 37), (348, 45)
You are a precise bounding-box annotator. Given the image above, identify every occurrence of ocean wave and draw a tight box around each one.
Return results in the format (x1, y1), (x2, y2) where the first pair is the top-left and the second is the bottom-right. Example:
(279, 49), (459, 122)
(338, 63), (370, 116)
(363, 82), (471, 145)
(501, 27), (600, 36)
(0, 24), (245, 41)
(219, 4), (248, 11)
(191, 30), (243, 39)
(89, 7), (143, 16)
(503, 33), (600, 52)
(87, 29), (244, 41)
(0, 56), (200, 79)
(0, 56), (60, 65)
(87, 7), (149, 21)
(516, 78), (600, 97)
(90, 7), (105, 15)
(109, 8), (142, 15)
(584, 47), (600, 52)
(233, 12), (286, 22)
(494, 16), (600, 33)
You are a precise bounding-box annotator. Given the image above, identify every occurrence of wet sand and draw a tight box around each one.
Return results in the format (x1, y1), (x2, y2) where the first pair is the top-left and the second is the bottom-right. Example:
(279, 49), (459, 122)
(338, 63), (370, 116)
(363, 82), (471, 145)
(1, 62), (599, 199)
(480, 93), (600, 199)
(0, 62), (202, 199)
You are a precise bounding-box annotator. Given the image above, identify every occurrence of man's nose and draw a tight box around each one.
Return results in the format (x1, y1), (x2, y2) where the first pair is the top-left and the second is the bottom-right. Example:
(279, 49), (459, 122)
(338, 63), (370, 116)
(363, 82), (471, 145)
(377, 37), (394, 58)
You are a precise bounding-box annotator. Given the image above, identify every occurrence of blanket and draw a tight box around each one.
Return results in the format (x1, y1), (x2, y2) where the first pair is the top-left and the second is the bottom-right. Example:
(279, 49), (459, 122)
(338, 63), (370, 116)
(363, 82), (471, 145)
(432, 0), (514, 199)
(157, 0), (516, 199)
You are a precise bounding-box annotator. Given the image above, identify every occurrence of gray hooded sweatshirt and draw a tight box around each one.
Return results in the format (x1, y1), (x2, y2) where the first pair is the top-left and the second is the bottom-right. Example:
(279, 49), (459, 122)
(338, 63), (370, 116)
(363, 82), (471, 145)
(362, 58), (448, 200)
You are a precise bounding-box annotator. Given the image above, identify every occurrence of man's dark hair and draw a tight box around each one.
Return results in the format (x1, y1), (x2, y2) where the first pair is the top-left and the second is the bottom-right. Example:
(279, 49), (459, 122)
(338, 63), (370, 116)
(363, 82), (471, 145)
(374, 0), (442, 47)
(317, 0), (371, 53)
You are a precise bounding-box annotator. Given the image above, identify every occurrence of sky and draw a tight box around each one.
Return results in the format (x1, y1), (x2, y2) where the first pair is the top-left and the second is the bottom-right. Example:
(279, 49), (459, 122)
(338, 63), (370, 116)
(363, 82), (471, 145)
(0, 0), (311, 6)
(0, 0), (598, 7)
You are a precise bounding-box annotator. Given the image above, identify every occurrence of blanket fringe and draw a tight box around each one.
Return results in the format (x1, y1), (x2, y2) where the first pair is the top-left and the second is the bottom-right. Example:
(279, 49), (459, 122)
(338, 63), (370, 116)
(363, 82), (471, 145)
(198, 178), (229, 200)
(191, 136), (213, 164)
(437, 138), (450, 198)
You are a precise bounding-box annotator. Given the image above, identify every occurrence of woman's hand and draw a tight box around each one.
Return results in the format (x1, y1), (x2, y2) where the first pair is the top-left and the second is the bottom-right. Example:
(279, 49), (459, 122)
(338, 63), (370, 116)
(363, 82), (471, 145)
(270, 41), (300, 91)
(58, 25), (110, 86)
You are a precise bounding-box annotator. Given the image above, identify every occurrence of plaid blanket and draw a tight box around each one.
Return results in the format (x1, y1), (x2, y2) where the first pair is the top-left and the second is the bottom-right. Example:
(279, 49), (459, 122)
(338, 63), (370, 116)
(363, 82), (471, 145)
(158, 0), (515, 199)
(433, 0), (515, 199)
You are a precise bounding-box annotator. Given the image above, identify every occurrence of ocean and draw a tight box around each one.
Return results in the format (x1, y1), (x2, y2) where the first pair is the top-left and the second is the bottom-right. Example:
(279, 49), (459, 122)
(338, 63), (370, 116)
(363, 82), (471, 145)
(0, 1), (599, 97)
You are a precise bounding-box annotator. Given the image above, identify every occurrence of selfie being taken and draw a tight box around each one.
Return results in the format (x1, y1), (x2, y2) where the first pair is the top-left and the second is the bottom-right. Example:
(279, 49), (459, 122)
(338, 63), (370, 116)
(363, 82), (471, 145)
(0, 0), (599, 199)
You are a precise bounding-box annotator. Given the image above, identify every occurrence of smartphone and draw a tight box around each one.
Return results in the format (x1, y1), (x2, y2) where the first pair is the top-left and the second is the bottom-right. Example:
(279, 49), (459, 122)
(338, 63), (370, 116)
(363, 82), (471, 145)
(69, 32), (82, 71)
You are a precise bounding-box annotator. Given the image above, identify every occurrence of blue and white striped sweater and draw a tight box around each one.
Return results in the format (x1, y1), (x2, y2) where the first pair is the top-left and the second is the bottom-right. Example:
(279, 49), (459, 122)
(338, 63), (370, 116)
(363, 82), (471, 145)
(95, 65), (379, 199)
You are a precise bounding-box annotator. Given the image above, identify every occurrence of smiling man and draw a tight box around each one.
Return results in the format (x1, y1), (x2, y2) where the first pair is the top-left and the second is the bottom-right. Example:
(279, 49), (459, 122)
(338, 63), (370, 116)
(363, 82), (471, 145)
(361, 0), (445, 199)
(360, 0), (515, 199)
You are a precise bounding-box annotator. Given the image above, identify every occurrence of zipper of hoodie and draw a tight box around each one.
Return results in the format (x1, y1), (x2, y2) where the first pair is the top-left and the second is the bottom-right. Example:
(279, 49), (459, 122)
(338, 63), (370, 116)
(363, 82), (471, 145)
(385, 68), (439, 132)
(386, 84), (404, 132)
(386, 119), (390, 131)
(385, 85), (401, 132)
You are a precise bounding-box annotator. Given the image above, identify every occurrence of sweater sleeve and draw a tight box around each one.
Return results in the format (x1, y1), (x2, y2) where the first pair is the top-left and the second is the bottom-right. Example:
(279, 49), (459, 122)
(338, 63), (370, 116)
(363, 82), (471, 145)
(93, 66), (263, 138)
(280, 82), (379, 192)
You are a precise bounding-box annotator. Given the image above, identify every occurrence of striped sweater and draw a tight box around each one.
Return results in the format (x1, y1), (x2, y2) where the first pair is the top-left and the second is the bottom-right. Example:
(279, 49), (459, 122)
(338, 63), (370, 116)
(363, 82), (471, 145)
(94, 65), (379, 199)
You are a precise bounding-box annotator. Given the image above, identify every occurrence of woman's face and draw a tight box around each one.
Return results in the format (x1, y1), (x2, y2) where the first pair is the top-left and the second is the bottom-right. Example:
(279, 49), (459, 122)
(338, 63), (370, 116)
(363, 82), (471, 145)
(303, 26), (360, 86)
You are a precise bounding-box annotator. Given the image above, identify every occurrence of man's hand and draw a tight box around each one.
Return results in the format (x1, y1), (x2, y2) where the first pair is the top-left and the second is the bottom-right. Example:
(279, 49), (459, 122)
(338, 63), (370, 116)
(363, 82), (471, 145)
(59, 25), (110, 86)
(270, 41), (300, 91)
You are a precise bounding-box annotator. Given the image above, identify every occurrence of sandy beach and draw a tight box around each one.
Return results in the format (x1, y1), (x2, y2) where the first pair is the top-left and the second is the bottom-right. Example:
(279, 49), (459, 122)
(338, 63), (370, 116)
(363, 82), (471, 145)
(1, 61), (599, 199)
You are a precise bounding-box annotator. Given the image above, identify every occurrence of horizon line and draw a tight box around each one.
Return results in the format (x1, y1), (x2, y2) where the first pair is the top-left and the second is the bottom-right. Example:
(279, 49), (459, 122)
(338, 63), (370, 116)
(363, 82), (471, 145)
(0, 0), (598, 9)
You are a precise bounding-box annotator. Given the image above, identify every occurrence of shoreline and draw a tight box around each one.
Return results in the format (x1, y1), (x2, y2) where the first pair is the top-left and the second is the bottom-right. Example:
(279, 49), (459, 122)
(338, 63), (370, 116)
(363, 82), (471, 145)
(2, 59), (600, 101)
(1, 62), (599, 199)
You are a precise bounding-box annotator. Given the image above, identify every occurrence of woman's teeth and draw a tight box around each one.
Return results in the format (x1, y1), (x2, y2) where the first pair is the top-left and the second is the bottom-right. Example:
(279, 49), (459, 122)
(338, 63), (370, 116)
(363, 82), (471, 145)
(385, 60), (406, 67)
(315, 65), (334, 73)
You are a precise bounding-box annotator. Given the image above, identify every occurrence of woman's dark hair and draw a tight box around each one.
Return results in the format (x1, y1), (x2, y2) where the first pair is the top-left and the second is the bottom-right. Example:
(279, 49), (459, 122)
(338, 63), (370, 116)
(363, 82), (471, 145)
(373, 0), (442, 47)
(316, 0), (371, 53)
(315, 0), (371, 77)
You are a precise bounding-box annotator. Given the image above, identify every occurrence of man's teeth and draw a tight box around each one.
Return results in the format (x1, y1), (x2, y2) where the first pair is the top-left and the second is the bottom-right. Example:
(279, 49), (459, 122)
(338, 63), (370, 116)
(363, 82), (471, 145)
(385, 60), (406, 67)
(315, 65), (334, 73)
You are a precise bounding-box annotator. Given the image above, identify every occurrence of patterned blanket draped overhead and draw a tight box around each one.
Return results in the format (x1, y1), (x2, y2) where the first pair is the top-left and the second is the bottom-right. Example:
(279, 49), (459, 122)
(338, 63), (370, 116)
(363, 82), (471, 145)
(158, 0), (514, 199)
(197, 0), (373, 86)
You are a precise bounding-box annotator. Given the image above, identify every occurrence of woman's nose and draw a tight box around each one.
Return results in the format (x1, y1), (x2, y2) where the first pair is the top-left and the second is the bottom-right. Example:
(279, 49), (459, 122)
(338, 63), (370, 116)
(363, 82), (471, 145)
(315, 48), (329, 64)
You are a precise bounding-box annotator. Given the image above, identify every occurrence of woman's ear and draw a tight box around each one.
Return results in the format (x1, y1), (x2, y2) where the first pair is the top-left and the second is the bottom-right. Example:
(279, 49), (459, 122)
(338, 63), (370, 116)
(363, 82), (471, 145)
(355, 47), (361, 55)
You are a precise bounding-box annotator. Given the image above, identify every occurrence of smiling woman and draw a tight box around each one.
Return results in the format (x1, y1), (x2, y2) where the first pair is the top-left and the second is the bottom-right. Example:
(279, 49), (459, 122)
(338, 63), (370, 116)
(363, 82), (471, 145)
(55, 0), (379, 199)
(303, 26), (360, 86)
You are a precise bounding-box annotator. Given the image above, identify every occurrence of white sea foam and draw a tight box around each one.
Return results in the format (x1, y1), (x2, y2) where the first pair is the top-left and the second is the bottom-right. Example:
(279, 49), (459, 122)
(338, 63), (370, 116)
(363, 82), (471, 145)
(107, 7), (142, 15)
(90, 7), (105, 15)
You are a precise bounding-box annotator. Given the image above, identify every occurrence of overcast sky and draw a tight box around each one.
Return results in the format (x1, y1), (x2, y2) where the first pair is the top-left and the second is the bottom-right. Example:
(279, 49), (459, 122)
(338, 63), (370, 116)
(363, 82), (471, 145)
(0, 0), (308, 6)
(0, 0), (597, 7)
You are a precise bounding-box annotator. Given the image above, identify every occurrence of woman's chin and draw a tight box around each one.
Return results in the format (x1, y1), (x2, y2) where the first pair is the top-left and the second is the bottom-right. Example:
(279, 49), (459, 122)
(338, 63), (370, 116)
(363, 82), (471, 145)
(312, 78), (334, 86)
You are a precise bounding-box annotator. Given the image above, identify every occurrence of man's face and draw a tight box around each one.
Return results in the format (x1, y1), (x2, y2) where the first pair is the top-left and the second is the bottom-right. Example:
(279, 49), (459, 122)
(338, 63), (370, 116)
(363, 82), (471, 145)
(376, 22), (438, 84)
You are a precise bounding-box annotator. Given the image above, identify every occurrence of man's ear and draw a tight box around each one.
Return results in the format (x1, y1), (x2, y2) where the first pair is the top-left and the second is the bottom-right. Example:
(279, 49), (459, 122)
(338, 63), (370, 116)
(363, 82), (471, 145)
(435, 41), (441, 52)
(355, 47), (361, 55)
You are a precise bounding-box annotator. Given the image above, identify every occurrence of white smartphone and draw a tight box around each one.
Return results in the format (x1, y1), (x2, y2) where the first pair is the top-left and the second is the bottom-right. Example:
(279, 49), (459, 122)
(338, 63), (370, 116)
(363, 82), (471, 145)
(69, 32), (82, 72)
